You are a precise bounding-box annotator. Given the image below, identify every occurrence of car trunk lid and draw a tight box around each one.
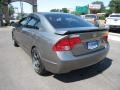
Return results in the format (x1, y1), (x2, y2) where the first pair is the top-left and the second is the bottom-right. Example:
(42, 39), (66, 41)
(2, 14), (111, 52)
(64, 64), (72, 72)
(55, 27), (108, 56)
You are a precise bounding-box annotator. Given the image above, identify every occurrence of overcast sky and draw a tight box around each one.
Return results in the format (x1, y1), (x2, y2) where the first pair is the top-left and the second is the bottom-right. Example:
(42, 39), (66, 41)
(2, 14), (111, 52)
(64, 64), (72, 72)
(11, 0), (111, 13)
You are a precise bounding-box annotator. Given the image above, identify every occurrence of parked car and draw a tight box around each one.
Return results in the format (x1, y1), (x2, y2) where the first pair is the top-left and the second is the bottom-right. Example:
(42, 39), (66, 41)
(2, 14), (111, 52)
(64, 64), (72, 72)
(85, 14), (100, 27)
(12, 12), (109, 75)
(105, 13), (120, 30)
(3, 19), (19, 26)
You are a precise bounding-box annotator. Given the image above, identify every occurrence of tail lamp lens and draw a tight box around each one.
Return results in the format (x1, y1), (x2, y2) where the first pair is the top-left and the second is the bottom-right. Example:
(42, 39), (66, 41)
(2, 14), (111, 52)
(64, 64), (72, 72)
(53, 37), (81, 51)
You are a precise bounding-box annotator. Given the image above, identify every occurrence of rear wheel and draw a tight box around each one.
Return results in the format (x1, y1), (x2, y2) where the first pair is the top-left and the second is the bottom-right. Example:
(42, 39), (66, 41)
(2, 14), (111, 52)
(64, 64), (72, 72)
(31, 47), (47, 75)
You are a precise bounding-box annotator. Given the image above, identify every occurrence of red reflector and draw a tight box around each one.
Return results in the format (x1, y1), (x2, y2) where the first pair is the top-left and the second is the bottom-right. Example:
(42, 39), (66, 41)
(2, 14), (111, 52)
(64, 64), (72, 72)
(53, 37), (81, 51)
(103, 35), (108, 41)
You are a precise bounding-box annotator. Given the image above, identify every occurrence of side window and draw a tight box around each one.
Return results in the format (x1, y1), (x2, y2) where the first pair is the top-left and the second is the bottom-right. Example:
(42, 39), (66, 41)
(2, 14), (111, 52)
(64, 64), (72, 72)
(27, 18), (36, 26)
(19, 17), (30, 26)
(26, 17), (40, 29)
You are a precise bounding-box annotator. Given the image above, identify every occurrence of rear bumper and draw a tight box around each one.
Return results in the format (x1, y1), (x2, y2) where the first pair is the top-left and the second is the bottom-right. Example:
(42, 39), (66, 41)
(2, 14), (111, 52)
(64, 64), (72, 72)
(43, 46), (109, 74)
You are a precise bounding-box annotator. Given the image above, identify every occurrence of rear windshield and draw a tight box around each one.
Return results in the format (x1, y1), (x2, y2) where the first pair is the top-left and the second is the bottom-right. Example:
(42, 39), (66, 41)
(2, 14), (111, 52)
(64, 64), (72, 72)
(45, 14), (94, 29)
(110, 15), (120, 17)
(85, 15), (97, 19)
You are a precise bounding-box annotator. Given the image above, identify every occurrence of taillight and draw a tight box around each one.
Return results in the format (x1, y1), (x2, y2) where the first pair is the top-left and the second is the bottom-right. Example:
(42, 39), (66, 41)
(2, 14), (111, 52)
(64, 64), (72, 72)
(53, 37), (81, 51)
(103, 32), (108, 41)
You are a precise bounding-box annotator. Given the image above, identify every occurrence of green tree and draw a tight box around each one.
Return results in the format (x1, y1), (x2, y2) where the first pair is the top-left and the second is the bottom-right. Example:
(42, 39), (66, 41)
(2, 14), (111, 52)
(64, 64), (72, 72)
(9, 4), (15, 16)
(102, 8), (113, 17)
(50, 9), (61, 12)
(109, 0), (120, 13)
(61, 8), (69, 13)
(0, 0), (3, 12)
(50, 8), (69, 13)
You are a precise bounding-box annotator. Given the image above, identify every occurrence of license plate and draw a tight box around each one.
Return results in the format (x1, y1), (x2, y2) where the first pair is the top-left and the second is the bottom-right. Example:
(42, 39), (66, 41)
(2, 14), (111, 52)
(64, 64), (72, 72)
(87, 41), (98, 50)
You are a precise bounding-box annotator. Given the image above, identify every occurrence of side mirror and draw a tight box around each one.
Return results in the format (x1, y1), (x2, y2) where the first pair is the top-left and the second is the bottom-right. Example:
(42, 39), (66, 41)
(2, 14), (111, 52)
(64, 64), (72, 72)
(11, 22), (18, 27)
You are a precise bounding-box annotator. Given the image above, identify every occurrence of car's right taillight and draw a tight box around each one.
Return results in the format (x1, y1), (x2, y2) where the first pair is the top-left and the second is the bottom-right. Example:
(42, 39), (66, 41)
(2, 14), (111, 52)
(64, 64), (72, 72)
(52, 37), (81, 51)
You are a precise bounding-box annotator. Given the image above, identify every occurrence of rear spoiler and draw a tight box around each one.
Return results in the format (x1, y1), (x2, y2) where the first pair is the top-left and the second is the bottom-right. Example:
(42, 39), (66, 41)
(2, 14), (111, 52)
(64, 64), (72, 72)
(55, 27), (108, 35)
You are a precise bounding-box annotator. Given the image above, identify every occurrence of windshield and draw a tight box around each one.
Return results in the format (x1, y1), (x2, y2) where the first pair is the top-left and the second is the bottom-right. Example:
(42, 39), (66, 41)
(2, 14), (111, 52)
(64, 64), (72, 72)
(110, 15), (120, 17)
(45, 14), (94, 29)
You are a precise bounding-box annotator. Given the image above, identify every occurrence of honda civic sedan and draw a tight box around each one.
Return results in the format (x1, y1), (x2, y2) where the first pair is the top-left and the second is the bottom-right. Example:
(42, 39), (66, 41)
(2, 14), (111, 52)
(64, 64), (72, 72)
(12, 12), (109, 75)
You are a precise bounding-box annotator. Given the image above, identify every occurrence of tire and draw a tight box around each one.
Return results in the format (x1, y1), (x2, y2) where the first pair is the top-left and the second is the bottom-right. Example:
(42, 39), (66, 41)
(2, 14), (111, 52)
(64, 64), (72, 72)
(14, 40), (19, 47)
(31, 47), (47, 75)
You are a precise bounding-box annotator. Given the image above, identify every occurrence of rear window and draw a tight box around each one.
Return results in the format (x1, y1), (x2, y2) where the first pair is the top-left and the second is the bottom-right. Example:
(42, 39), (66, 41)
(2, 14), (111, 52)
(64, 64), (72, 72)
(45, 14), (94, 29)
(110, 15), (120, 17)
(85, 15), (97, 19)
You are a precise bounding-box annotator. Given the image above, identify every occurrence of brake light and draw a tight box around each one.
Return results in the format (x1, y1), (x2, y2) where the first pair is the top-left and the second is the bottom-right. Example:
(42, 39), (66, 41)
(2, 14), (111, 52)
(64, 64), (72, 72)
(53, 37), (81, 51)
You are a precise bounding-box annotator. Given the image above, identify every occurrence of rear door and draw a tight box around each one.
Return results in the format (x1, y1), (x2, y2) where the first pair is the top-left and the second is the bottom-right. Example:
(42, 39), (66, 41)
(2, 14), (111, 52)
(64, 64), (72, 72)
(14, 17), (31, 45)
(20, 16), (41, 50)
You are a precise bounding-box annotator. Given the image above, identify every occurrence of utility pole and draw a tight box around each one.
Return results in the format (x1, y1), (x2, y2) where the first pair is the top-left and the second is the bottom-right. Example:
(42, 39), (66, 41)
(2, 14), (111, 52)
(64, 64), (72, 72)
(20, 0), (23, 18)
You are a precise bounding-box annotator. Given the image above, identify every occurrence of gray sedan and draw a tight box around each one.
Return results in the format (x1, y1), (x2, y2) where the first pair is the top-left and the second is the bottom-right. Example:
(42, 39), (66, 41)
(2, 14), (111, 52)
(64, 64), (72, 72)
(12, 12), (109, 75)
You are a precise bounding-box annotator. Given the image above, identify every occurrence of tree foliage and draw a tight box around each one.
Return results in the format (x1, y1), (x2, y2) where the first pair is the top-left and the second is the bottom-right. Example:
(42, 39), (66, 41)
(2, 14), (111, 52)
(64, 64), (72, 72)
(0, 0), (3, 12)
(109, 0), (120, 13)
(8, 4), (15, 16)
(61, 8), (69, 13)
(50, 8), (69, 13)
(50, 9), (61, 12)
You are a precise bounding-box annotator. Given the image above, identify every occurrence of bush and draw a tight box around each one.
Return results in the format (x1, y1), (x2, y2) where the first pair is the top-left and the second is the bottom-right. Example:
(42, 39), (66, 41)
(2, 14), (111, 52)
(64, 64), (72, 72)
(99, 15), (105, 20)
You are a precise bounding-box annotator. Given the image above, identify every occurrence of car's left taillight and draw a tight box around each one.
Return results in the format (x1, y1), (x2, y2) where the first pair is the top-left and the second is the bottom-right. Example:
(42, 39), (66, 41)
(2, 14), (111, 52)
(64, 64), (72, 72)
(52, 37), (81, 51)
